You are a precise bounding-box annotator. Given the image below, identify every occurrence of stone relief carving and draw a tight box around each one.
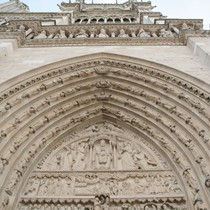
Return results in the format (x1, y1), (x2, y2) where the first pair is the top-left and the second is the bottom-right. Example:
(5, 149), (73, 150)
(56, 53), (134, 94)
(1, 93), (208, 201)
(18, 199), (187, 210)
(23, 171), (183, 197)
(1, 196), (9, 209)
(159, 28), (175, 38)
(0, 60), (209, 129)
(54, 29), (67, 39)
(205, 178), (210, 188)
(97, 29), (109, 38)
(0, 59), (209, 209)
(75, 29), (89, 38)
(43, 137), (158, 171)
(34, 30), (47, 39)
(118, 29), (129, 38)
(193, 189), (208, 210)
(137, 28), (151, 38)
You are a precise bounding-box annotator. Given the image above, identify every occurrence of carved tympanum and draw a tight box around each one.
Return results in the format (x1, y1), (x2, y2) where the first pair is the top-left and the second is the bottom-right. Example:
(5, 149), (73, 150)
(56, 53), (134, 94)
(42, 136), (158, 171)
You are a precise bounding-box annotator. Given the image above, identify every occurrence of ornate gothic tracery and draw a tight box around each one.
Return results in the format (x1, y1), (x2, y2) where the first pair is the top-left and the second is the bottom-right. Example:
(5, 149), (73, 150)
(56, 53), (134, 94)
(0, 53), (210, 209)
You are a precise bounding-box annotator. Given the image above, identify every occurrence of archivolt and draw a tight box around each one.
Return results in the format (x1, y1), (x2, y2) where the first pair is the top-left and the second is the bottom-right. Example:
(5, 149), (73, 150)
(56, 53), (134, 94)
(0, 53), (210, 209)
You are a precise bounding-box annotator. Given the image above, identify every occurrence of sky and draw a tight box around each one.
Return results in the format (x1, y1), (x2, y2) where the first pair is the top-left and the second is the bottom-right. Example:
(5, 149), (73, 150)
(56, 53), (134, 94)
(0, 0), (209, 29)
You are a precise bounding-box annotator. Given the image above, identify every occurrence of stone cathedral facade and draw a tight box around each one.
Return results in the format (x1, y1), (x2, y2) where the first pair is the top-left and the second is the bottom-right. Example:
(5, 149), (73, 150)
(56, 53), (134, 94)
(0, 0), (210, 209)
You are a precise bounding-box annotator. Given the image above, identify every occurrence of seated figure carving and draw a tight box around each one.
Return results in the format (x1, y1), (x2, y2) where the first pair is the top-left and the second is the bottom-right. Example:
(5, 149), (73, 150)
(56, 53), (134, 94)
(159, 28), (174, 38)
(137, 28), (151, 37)
(75, 29), (89, 38)
(54, 29), (67, 39)
(118, 29), (129, 38)
(34, 30), (47, 39)
(97, 29), (109, 38)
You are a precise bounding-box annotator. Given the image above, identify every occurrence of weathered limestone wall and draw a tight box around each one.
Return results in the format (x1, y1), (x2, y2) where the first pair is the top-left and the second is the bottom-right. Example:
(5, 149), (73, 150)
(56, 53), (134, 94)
(187, 37), (210, 68)
(0, 37), (210, 85)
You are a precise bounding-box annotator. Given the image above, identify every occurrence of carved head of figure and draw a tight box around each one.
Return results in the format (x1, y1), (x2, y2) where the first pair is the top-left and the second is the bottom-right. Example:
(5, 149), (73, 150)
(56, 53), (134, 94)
(160, 28), (166, 33)
(60, 29), (65, 34)
(41, 30), (47, 35)
(161, 204), (168, 209)
(56, 154), (61, 161)
(135, 148), (142, 154)
(120, 29), (125, 35)
(100, 29), (106, 34)
(105, 195), (110, 204)
(205, 178), (210, 188)
(100, 139), (106, 147)
(80, 29), (86, 34)
(18, 24), (25, 31)
(139, 27), (145, 33)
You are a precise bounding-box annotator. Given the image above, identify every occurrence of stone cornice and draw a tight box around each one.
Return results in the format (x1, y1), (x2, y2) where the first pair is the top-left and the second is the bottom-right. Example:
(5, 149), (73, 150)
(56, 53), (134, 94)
(23, 37), (183, 47)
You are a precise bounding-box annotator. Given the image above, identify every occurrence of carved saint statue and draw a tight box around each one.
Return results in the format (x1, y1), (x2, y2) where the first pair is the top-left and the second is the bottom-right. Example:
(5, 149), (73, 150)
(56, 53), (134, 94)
(98, 29), (109, 38)
(62, 146), (74, 170)
(118, 29), (129, 38)
(159, 28), (174, 38)
(73, 141), (88, 170)
(94, 139), (112, 170)
(34, 30), (47, 39)
(137, 28), (151, 38)
(133, 149), (157, 169)
(75, 29), (89, 38)
(54, 29), (67, 39)
(120, 142), (136, 170)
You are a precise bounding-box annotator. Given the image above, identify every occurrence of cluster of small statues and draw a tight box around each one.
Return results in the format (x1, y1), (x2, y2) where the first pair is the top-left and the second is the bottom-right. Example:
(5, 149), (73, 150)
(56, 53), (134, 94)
(19, 25), (175, 40)
(44, 138), (157, 171)
(23, 173), (182, 197)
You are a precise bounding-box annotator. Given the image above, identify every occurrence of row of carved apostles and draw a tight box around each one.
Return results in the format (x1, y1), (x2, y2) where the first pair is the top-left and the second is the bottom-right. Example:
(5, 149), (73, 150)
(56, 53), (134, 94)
(17, 25), (175, 40)
(23, 173), (181, 197)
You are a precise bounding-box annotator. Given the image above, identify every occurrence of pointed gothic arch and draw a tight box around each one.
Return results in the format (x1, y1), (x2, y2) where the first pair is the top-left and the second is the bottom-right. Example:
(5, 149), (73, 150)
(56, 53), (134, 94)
(0, 53), (210, 209)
